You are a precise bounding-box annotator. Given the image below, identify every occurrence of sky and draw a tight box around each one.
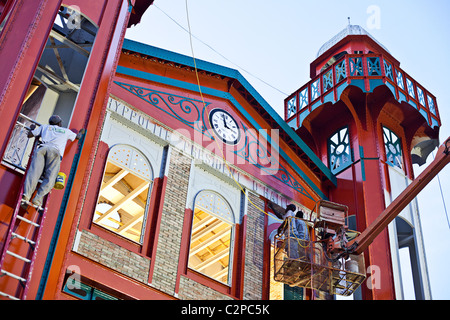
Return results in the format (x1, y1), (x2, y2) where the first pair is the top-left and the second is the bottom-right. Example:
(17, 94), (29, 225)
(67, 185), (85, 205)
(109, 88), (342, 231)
(125, 0), (450, 299)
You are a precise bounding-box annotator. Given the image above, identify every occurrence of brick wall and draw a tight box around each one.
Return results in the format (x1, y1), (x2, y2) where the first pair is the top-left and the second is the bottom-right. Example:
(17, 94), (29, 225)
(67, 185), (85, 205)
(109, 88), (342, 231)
(243, 191), (265, 300)
(75, 230), (150, 283)
(177, 276), (233, 300)
(151, 149), (191, 295)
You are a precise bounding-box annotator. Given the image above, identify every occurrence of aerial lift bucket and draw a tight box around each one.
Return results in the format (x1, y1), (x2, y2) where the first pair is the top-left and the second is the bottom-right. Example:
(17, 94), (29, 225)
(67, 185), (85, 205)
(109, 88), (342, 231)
(273, 204), (367, 297)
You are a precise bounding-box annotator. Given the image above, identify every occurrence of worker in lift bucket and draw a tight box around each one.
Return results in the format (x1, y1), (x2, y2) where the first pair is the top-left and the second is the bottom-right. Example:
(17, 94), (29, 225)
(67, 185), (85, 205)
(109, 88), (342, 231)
(282, 207), (309, 261)
(20, 115), (85, 210)
(272, 203), (309, 260)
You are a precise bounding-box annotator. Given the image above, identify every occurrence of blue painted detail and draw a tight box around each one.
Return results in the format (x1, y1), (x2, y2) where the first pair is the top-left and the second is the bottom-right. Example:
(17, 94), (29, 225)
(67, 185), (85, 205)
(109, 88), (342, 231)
(336, 82), (349, 100)
(121, 39), (336, 186)
(408, 100), (418, 110)
(406, 78), (415, 98)
(417, 87), (425, 106)
(328, 126), (353, 175)
(382, 126), (403, 169)
(384, 60), (394, 81)
(323, 70), (333, 92)
(311, 79), (320, 101)
(427, 95), (436, 115)
(287, 96), (297, 118)
(385, 81), (396, 97)
(419, 108), (428, 121)
(298, 88), (308, 110)
(368, 79), (384, 92)
(310, 100), (322, 112)
(431, 118), (438, 128)
(349, 79), (365, 91)
(396, 70), (405, 90)
(398, 91), (407, 103)
(114, 81), (214, 139)
(323, 91), (335, 104)
(367, 57), (381, 76)
(335, 59), (347, 83)
(299, 110), (310, 126)
(288, 117), (297, 130)
(359, 146), (366, 182)
(349, 57), (363, 76)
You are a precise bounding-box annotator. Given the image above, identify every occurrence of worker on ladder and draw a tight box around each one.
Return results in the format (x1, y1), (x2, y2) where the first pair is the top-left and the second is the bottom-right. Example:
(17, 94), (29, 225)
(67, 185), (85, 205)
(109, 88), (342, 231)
(20, 115), (84, 210)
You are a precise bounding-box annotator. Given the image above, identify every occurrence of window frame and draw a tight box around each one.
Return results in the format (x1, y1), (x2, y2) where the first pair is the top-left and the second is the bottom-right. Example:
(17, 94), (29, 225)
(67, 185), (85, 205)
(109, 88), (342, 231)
(187, 190), (236, 286)
(327, 125), (353, 174)
(1, 6), (97, 172)
(91, 144), (154, 245)
(180, 188), (245, 298)
(382, 126), (404, 170)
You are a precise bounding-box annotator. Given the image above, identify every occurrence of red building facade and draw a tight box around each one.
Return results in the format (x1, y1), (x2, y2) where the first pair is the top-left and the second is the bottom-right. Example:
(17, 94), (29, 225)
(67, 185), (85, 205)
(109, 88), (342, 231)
(0, 3), (441, 300)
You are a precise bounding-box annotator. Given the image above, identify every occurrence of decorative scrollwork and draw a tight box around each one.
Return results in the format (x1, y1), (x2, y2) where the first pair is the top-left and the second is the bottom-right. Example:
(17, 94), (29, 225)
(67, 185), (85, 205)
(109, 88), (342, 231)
(115, 81), (213, 139)
(234, 123), (312, 199)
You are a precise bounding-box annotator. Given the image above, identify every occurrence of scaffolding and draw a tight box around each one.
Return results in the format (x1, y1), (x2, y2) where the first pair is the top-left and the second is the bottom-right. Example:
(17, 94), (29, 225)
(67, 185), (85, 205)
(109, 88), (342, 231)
(273, 200), (367, 297)
(273, 230), (366, 296)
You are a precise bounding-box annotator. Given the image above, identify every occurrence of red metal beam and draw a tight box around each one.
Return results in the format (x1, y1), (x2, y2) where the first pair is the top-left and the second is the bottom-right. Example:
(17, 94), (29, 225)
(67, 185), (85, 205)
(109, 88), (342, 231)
(351, 137), (450, 255)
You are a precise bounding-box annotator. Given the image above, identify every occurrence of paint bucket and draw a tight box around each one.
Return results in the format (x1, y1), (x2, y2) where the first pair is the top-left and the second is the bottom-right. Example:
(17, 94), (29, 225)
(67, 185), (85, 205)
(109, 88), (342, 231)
(54, 172), (66, 189)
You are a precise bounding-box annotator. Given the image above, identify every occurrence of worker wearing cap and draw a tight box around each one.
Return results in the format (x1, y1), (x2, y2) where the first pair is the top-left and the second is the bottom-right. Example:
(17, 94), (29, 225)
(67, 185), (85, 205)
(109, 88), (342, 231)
(21, 115), (85, 209)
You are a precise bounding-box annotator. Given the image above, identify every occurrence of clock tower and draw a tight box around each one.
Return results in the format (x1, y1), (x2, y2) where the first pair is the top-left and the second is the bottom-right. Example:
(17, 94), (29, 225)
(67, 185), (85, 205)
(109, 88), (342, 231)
(285, 24), (439, 300)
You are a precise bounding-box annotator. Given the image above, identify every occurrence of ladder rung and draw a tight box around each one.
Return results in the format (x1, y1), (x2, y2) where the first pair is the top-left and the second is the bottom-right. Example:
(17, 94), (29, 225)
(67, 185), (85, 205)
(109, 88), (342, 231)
(6, 250), (31, 263)
(1, 269), (27, 282)
(11, 232), (36, 245)
(0, 290), (20, 300)
(16, 215), (40, 227)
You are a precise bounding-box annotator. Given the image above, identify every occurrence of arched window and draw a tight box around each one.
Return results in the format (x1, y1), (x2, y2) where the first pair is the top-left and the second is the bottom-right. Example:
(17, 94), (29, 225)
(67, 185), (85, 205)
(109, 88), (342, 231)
(328, 126), (353, 174)
(93, 145), (153, 243)
(188, 190), (235, 285)
(383, 126), (403, 169)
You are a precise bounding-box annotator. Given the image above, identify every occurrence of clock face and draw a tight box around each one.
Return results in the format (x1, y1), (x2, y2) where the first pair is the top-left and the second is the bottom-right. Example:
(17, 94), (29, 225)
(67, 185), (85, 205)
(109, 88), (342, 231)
(209, 109), (241, 145)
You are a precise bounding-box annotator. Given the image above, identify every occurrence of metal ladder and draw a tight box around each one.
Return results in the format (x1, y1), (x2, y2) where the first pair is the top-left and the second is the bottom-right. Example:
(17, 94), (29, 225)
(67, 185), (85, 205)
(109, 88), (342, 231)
(0, 140), (49, 300)
(0, 183), (49, 300)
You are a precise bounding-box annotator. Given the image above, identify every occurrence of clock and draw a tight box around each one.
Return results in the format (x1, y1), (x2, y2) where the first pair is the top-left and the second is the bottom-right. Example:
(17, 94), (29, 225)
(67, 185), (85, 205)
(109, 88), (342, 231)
(209, 109), (241, 145)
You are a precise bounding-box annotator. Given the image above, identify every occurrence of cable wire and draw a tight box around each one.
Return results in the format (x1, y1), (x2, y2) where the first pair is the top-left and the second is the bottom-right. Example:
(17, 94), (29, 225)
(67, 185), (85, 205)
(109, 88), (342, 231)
(184, 0), (282, 222)
(432, 150), (450, 230)
(156, 3), (289, 97)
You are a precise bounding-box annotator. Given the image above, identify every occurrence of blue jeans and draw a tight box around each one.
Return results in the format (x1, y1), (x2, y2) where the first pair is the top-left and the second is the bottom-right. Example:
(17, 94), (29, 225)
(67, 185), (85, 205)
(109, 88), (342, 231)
(23, 145), (61, 206)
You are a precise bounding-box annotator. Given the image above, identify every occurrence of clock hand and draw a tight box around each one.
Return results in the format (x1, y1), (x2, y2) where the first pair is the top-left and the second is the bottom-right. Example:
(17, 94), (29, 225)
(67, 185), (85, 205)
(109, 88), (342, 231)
(222, 114), (230, 129)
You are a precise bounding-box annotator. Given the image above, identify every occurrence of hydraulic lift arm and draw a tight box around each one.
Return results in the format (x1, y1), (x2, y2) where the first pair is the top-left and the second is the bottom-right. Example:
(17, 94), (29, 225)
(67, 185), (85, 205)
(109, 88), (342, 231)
(349, 137), (450, 255)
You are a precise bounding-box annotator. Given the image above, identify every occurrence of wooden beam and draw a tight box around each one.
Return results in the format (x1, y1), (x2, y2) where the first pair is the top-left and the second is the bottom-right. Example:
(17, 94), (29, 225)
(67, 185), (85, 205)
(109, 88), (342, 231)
(95, 181), (149, 224)
(101, 169), (128, 192)
(194, 247), (229, 272)
(117, 210), (144, 234)
(191, 219), (226, 242)
(351, 137), (450, 254)
(192, 213), (215, 233)
(189, 226), (231, 256)
(36, 65), (80, 92)
(49, 29), (90, 57)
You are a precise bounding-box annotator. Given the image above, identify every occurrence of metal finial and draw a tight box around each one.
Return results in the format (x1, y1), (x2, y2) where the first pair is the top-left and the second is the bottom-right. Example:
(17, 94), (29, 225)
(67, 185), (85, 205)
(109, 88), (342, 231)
(348, 17), (351, 25)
